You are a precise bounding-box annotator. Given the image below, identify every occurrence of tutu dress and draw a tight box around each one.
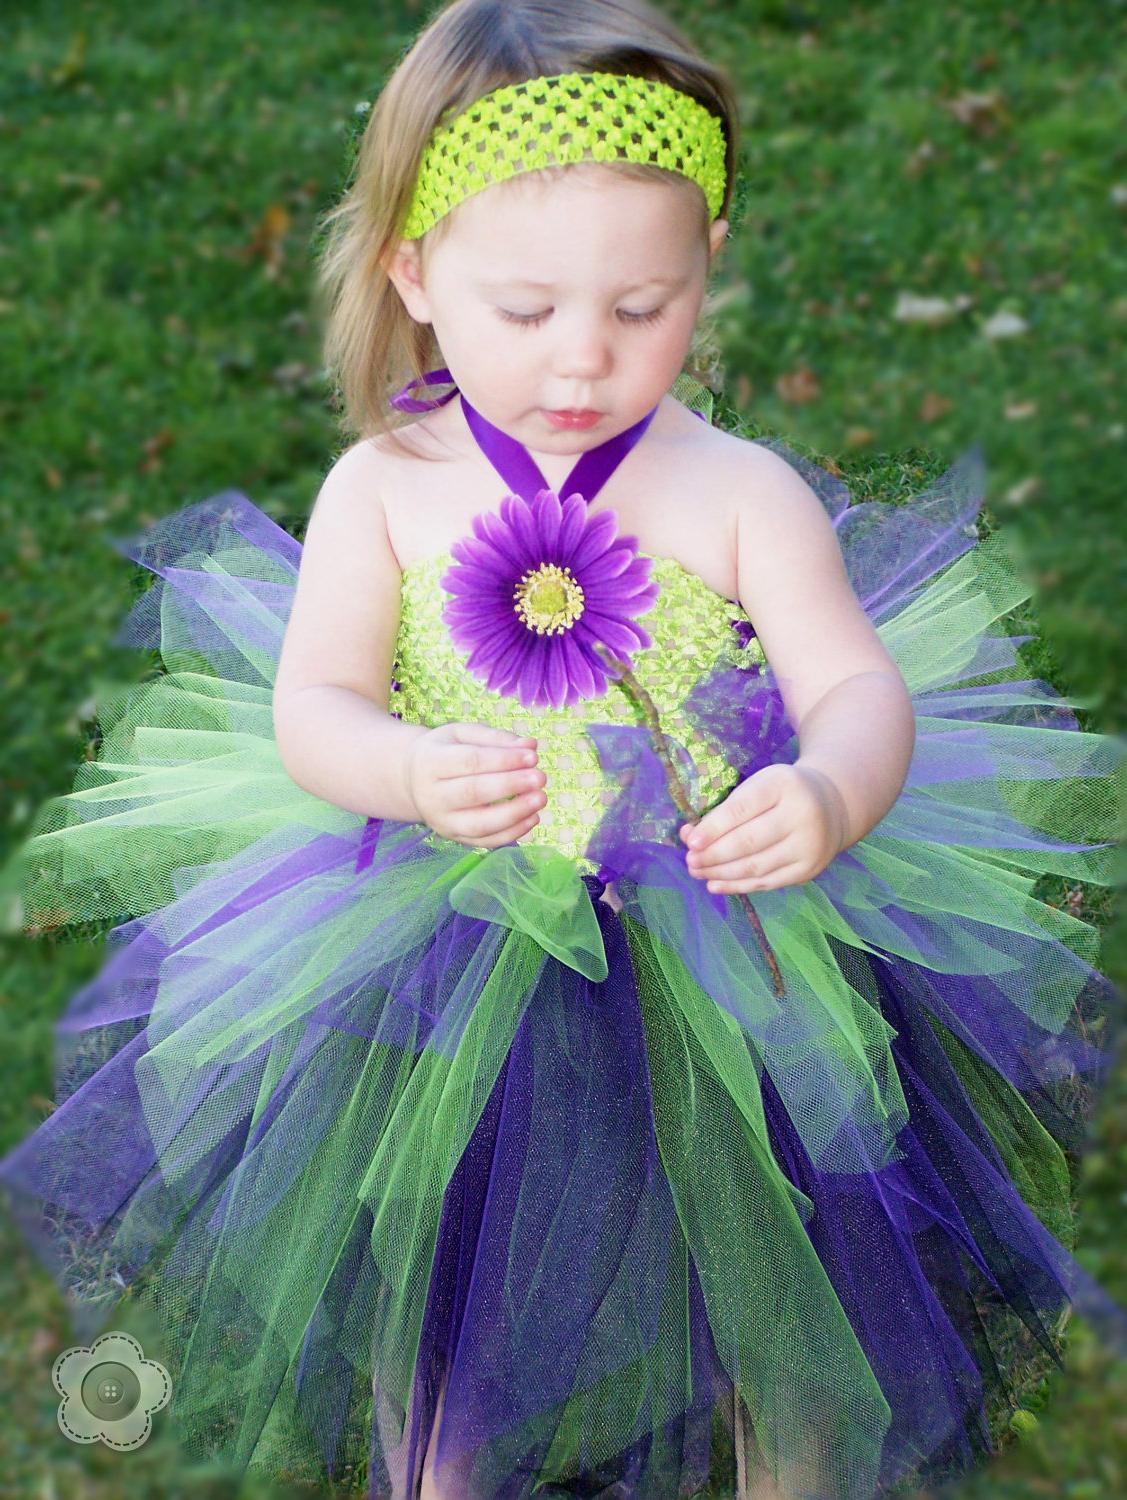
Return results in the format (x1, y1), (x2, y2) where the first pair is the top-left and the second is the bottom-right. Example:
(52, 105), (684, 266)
(2, 365), (1125, 1500)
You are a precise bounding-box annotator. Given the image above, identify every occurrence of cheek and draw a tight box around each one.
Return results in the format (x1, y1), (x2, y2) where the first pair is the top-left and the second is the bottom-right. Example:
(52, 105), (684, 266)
(648, 315), (699, 375)
(670, 304), (702, 344)
(442, 320), (510, 373)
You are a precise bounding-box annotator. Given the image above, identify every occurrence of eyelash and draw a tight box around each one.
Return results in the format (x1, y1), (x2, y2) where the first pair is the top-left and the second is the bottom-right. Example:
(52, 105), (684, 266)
(497, 307), (667, 329)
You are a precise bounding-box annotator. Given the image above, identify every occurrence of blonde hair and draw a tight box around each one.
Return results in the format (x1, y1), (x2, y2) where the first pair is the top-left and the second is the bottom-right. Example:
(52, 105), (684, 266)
(313, 0), (741, 459)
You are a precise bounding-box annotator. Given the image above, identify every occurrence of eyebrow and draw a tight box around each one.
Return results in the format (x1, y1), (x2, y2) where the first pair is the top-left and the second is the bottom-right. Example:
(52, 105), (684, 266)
(476, 274), (690, 293)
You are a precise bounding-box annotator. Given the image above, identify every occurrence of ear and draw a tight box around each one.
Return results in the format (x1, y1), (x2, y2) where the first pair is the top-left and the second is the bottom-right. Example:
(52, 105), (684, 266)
(708, 217), (730, 262)
(383, 237), (434, 325)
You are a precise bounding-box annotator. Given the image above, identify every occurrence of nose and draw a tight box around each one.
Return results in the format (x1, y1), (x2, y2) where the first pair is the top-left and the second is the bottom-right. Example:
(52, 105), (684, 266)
(552, 312), (614, 385)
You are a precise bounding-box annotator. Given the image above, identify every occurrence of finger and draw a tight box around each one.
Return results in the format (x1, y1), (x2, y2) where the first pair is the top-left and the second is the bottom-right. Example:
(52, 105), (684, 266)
(449, 722), (539, 763)
(447, 764), (546, 808)
(448, 784), (547, 838)
(705, 857), (812, 893)
(696, 836), (800, 884)
(452, 721), (537, 747)
(453, 795), (544, 846)
(478, 806), (543, 847)
(686, 810), (793, 872)
(440, 724), (539, 781)
(680, 767), (787, 850)
(459, 817), (539, 850)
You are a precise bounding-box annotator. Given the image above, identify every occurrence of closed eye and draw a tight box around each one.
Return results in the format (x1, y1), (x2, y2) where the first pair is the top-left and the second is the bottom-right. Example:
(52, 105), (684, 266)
(497, 307), (667, 329)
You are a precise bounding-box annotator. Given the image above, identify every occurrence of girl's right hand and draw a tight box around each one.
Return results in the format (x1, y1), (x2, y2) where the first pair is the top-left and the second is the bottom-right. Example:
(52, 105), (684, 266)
(405, 723), (547, 849)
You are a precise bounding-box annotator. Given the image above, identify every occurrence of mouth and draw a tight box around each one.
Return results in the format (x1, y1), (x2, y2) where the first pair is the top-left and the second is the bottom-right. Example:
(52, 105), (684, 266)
(543, 408), (603, 428)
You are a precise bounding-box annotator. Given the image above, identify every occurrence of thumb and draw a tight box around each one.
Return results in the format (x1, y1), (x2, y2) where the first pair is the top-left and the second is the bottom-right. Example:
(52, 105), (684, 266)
(688, 765), (782, 843)
(732, 762), (790, 816)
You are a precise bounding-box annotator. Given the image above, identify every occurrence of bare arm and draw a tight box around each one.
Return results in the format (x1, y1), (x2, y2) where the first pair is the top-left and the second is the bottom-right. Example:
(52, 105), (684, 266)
(274, 684), (429, 821)
(789, 671), (916, 851)
(273, 443), (428, 822)
(735, 446), (916, 851)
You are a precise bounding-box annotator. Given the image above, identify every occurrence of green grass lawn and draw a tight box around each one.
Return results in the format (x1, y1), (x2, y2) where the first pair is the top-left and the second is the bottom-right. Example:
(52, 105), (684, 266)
(1, 1), (1125, 1495)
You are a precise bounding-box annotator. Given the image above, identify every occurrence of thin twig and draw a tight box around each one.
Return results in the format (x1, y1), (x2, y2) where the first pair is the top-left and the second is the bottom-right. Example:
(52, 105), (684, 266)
(596, 645), (786, 998)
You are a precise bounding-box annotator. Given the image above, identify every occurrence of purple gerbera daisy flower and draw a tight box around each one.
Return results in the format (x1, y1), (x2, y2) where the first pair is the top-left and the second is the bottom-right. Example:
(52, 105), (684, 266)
(438, 488), (661, 709)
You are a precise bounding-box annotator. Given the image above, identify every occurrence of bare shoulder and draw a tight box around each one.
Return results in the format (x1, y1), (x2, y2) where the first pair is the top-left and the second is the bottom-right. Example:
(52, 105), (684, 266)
(723, 432), (856, 633)
(721, 434), (840, 552)
(671, 410), (794, 487)
(306, 436), (402, 556)
(328, 432), (396, 496)
(331, 418), (450, 541)
(674, 418), (831, 557)
(319, 434), (387, 499)
(726, 436), (894, 723)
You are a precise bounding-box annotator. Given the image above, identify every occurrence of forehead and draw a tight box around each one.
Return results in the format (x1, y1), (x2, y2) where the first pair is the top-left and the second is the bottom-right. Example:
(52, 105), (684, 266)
(431, 163), (706, 272)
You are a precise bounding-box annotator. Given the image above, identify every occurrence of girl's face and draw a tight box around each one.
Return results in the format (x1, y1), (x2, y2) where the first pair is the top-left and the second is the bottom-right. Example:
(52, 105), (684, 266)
(389, 165), (729, 453)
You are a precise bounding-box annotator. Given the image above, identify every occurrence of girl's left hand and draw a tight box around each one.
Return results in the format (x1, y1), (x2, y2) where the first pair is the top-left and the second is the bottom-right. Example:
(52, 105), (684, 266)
(678, 762), (849, 894)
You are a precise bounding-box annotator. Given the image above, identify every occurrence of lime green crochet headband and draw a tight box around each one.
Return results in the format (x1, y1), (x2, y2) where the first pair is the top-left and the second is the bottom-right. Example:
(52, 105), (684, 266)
(401, 70), (728, 239)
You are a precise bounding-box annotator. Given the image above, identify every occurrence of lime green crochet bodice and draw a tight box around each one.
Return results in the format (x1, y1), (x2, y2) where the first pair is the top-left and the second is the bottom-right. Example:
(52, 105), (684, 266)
(390, 550), (765, 876)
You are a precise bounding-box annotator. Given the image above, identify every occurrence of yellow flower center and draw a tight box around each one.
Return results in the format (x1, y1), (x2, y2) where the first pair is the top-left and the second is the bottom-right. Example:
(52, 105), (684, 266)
(513, 562), (586, 635)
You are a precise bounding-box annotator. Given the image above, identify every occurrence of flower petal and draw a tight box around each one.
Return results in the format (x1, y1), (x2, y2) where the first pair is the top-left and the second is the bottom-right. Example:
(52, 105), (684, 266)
(586, 563), (658, 603)
(580, 546), (636, 584)
(513, 635), (552, 707)
(448, 595), (526, 639)
(443, 593), (515, 624)
(586, 577), (661, 620)
(532, 488), (565, 555)
(475, 506), (529, 571)
(441, 568), (511, 602)
(495, 627), (534, 697)
(568, 509), (624, 571)
(445, 534), (507, 569)
(579, 610), (655, 657)
(483, 630), (537, 695)
(609, 615), (655, 653)
(455, 602), (519, 658)
(545, 641), (571, 708)
(556, 493), (588, 557)
(509, 494), (548, 562)
(561, 632), (599, 698)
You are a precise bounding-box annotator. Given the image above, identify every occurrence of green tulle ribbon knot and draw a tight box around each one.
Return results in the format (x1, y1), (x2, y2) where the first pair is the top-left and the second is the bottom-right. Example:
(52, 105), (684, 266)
(446, 844), (609, 981)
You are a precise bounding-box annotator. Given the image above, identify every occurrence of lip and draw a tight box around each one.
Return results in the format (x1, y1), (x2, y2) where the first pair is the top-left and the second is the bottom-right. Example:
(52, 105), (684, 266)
(544, 409), (603, 429)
